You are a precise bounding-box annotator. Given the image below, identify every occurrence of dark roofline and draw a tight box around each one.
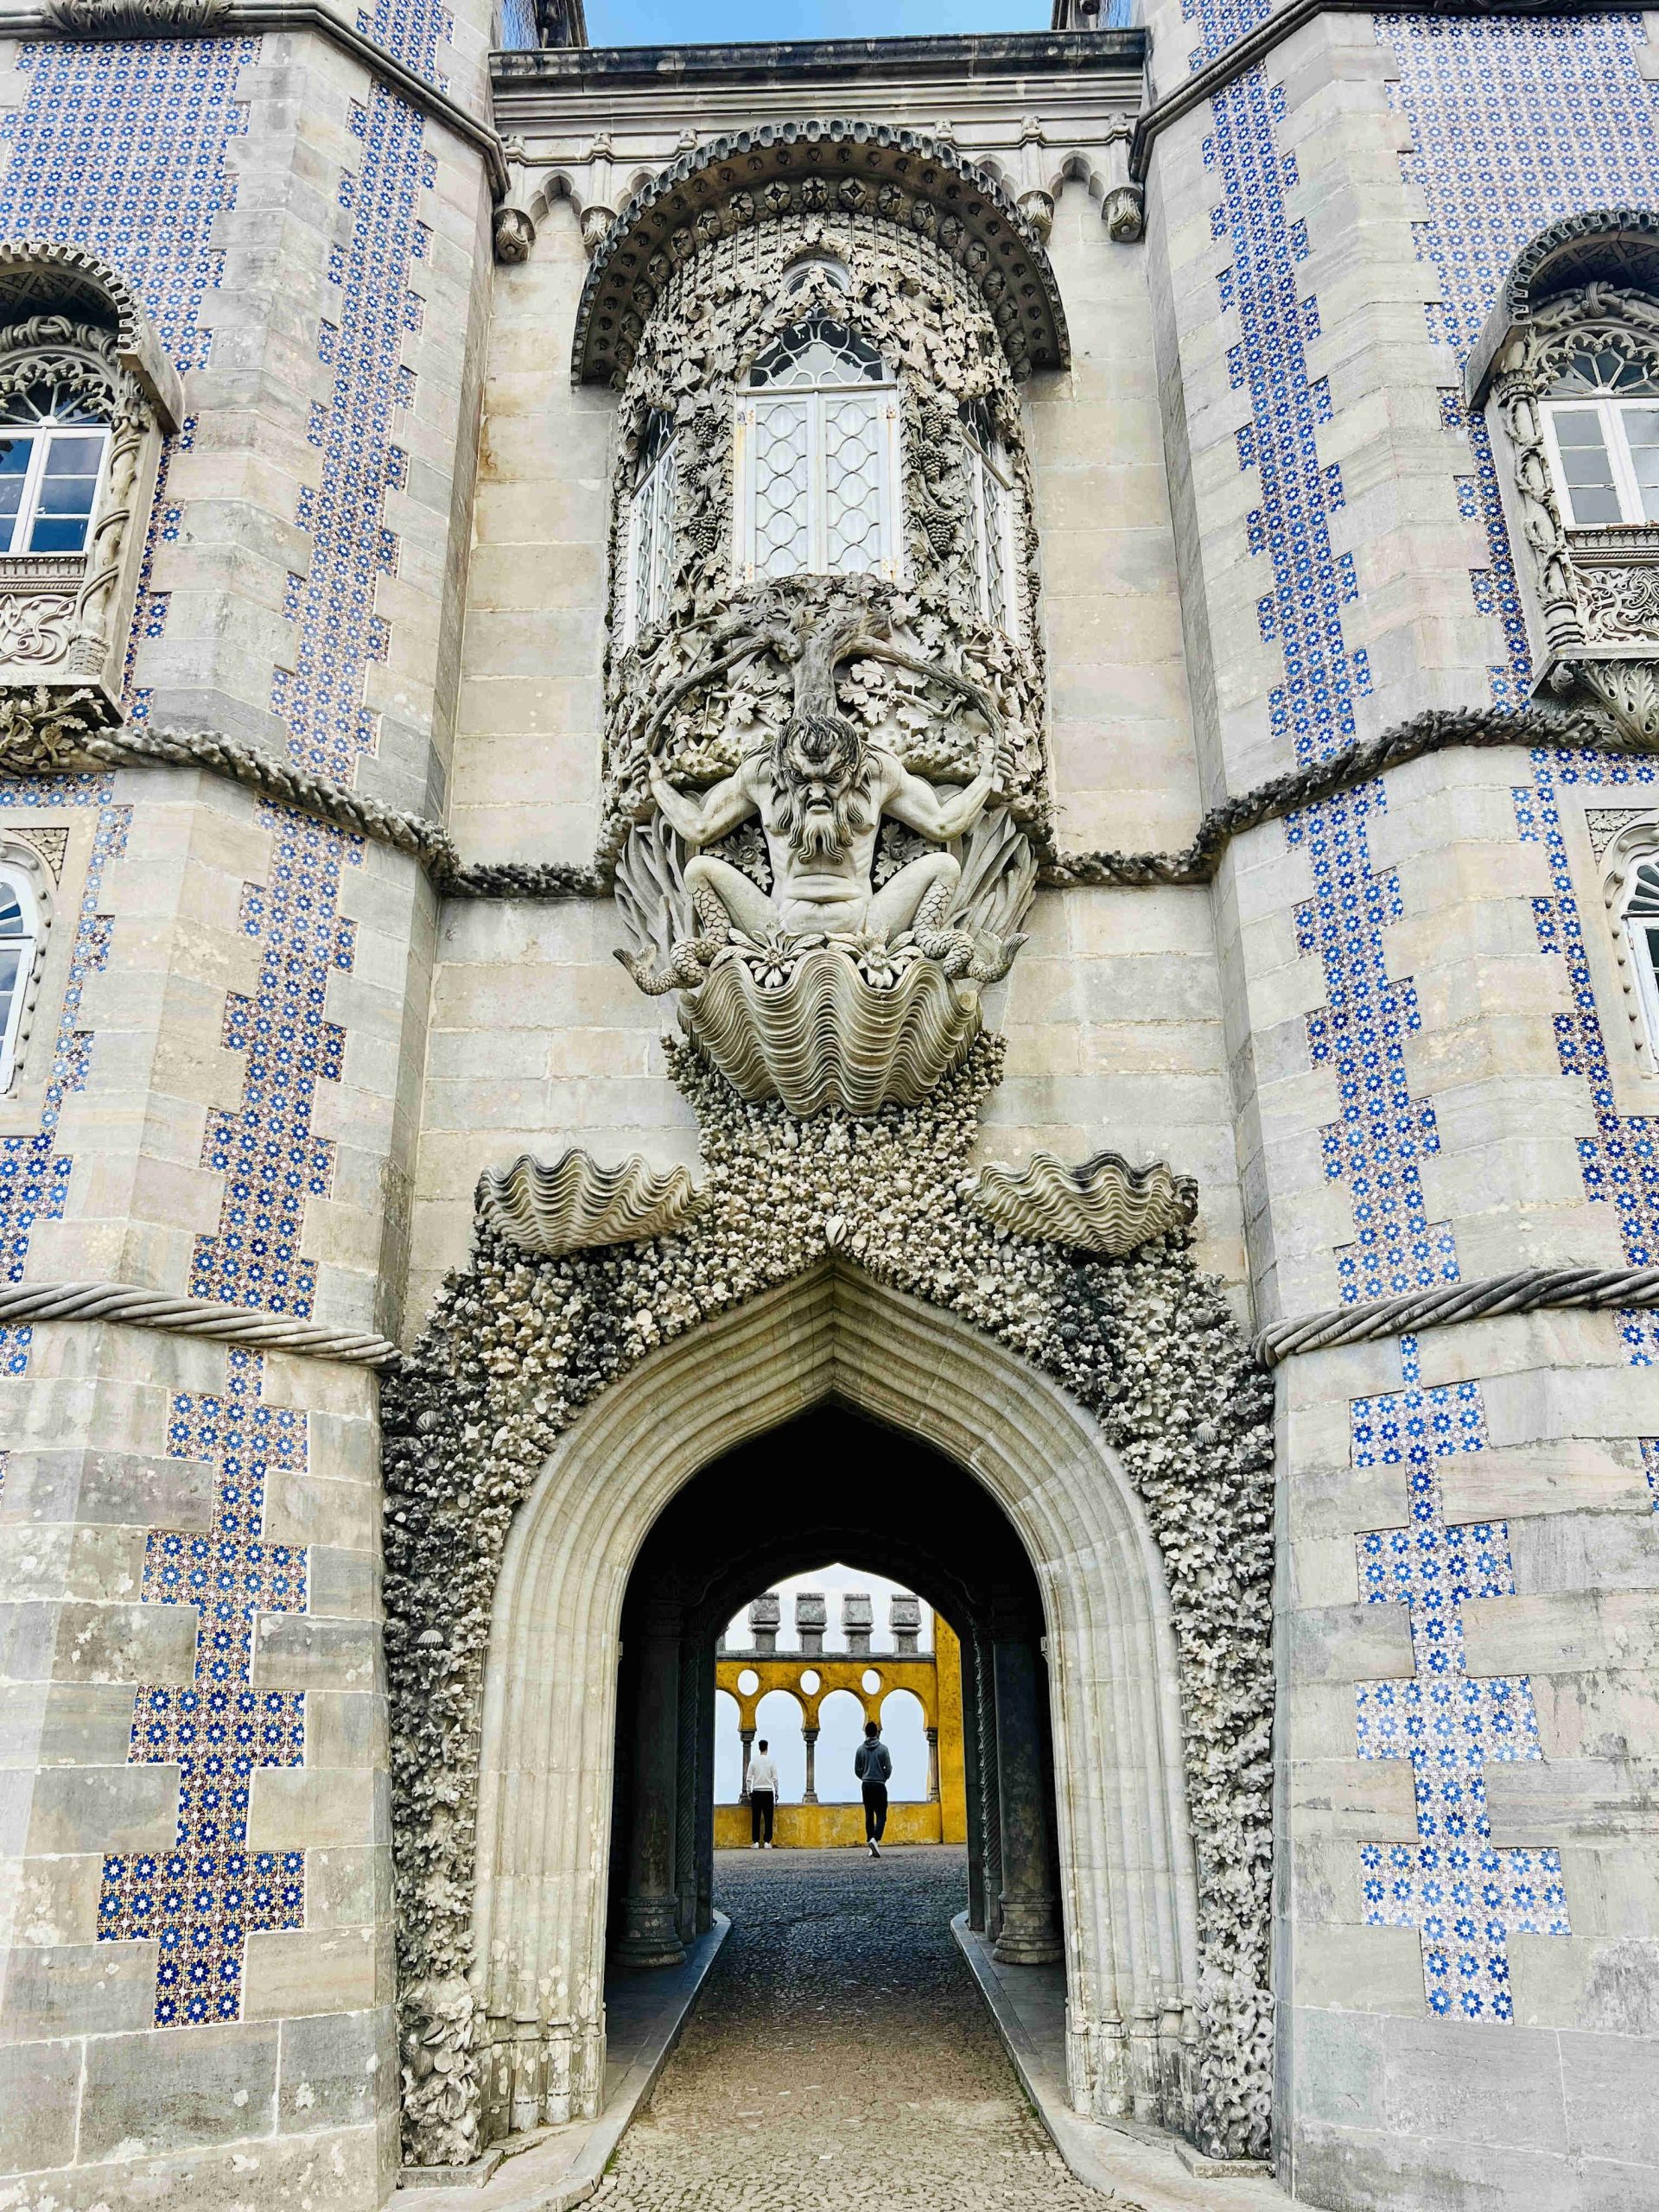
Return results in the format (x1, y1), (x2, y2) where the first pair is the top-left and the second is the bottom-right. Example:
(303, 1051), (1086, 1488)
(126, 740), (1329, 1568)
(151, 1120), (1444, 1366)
(493, 28), (1145, 90)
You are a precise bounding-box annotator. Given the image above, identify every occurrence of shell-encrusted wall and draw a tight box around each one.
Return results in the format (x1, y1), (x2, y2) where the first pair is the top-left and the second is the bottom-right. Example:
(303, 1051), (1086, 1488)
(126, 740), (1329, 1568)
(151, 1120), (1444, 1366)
(384, 1038), (1276, 2171)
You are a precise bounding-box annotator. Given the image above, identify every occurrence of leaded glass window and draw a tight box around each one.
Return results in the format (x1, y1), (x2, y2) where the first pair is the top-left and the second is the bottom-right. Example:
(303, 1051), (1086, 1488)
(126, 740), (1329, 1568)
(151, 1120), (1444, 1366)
(1543, 345), (1659, 528)
(1623, 854), (1659, 1052)
(963, 400), (1017, 636)
(623, 410), (677, 644)
(735, 319), (899, 582)
(0, 867), (37, 1088)
(0, 382), (110, 556)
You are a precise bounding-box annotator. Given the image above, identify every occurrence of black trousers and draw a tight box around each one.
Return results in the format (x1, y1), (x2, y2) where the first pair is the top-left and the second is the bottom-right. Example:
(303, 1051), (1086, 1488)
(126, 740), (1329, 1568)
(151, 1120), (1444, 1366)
(750, 1789), (775, 1844)
(862, 1782), (888, 1841)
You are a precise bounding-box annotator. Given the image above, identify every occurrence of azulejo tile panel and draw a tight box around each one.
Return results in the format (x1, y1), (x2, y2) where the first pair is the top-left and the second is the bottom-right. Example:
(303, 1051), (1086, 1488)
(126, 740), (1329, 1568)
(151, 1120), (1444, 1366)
(1352, 1337), (1567, 2022)
(1382, 13), (1659, 1356)
(98, 1350), (310, 2026)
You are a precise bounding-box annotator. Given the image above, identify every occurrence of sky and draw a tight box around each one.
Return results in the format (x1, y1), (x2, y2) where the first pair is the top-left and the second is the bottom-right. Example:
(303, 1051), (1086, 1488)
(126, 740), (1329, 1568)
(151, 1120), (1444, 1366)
(586, 0), (1052, 45)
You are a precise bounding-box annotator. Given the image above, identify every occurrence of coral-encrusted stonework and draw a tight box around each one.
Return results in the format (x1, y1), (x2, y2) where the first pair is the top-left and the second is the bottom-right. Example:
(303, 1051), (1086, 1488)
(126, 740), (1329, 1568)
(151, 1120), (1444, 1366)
(384, 1038), (1275, 2170)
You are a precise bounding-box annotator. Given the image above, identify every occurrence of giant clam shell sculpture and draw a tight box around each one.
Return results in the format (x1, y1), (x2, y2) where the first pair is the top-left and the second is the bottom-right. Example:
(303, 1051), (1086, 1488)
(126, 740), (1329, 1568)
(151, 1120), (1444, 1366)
(970, 1148), (1197, 1256)
(475, 1148), (705, 1258)
(682, 948), (982, 1116)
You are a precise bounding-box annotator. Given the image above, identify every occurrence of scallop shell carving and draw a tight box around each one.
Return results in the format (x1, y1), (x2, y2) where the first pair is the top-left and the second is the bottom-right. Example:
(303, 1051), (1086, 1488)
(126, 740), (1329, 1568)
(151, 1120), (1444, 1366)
(970, 1149), (1197, 1256)
(681, 949), (982, 1116)
(475, 1149), (705, 1257)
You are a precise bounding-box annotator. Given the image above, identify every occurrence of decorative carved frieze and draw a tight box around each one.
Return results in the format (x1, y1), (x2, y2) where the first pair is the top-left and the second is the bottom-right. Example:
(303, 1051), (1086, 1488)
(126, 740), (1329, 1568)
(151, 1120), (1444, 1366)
(45, 0), (231, 30)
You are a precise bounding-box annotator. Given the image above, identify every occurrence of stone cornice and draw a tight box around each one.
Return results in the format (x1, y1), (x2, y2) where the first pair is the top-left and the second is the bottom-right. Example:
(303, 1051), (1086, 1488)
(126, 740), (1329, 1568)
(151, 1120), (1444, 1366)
(3, 1), (510, 198)
(1129, 0), (1645, 181)
(494, 28), (1145, 94)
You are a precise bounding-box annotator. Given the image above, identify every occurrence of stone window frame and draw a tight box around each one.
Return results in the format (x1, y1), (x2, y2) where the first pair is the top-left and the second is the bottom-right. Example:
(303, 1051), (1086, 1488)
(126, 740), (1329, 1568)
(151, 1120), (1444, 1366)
(0, 836), (54, 1097)
(732, 316), (903, 588)
(620, 407), (677, 647)
(1599, 813), (1659, 1073)
(961, 397), (1020, 643)
(0, 238), (182, 719)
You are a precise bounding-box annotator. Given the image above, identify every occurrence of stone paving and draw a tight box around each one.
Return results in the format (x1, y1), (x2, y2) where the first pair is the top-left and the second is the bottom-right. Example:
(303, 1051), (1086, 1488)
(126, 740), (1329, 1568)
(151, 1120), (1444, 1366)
(594, 1845), (1116, 2210)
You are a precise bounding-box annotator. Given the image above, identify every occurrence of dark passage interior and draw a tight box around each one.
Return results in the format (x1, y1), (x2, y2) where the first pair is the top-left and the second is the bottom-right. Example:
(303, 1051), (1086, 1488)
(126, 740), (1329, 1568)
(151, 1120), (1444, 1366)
(606, 1403), (1064, 1968)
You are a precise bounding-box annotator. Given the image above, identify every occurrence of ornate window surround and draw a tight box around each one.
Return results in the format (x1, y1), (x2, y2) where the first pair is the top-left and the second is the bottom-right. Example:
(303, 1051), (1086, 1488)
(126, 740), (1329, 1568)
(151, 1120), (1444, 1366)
(0, 239), (182, 721)
(1470, 210), (1659, 746)
(962, 400), (1018, 641)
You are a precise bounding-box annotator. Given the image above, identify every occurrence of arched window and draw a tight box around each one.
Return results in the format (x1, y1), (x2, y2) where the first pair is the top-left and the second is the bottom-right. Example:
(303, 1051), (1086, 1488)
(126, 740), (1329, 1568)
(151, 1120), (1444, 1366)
(1619, 852), (1659, 1052)
(0, 380), (111, 556)
(781, 253), (852, 300)
(622, 408), (676, 645)
(0, 863), (39, 1088)
(962, 398), (1017, 635)
(1541, 341), (1659, 527)
(734, 317), (899, 583)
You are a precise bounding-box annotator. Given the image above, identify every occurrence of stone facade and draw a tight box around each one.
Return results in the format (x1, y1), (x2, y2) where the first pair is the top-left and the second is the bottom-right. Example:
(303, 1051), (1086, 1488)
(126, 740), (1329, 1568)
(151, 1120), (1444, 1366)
(0, 3), (1653, 2209)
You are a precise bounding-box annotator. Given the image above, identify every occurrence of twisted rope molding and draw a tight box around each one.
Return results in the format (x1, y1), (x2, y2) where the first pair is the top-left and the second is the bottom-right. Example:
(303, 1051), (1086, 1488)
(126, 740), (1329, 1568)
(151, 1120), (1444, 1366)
(0, 1279), (399, 1366)
(1255, 1262), (1659, 1368)
(3, 700), (1633, 901)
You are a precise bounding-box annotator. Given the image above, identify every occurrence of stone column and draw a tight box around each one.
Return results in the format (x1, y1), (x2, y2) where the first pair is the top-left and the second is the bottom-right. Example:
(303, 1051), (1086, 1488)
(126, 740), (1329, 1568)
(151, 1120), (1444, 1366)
(615, 1599), (686, 1967)
(802, 1725), (819, 1803)
(975, 1628), (1003, 1942)
(891, 1592), (921, 1654)
(695, 1651), (715, 1935)
(842, 1589), (873, 1656)
(961, 1628), (988, 1931)
(991, 1627), (1062, 1966)
(925, 1726), (941, 1802)
(748, 1592), (780, 1655)
(739, 1726), (754, 1800)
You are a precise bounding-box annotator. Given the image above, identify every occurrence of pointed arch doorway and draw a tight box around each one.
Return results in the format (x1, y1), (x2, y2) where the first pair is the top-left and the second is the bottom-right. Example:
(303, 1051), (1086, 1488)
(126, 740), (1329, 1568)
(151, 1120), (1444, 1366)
(469, 1262), (1201, 2145)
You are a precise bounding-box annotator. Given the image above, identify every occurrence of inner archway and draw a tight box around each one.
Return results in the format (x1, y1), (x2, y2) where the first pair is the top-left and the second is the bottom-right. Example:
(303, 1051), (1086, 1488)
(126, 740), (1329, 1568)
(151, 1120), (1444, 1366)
(609, 1414), (1058, 1949)
(469, 1265), (1201, 2147)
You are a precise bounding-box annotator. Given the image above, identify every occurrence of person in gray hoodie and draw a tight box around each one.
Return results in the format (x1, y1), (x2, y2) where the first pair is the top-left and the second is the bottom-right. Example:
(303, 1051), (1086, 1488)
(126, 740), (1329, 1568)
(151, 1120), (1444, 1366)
(854, 1719), (892, 1856)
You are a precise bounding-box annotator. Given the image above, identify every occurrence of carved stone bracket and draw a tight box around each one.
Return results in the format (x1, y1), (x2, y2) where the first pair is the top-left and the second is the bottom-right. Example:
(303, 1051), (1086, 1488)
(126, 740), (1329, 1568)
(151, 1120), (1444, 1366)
(1556, 656), (1659, 749)
(492, 205), (536, 265)
(474, 1148), (705, 1256)
(1103, 183), (1145, 244)
(970, 1149), (1198, 1256)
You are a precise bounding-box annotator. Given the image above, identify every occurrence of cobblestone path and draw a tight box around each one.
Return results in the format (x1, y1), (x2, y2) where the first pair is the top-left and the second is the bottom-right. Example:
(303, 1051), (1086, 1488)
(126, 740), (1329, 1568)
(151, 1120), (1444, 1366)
(595, 1845), (1111, 2210)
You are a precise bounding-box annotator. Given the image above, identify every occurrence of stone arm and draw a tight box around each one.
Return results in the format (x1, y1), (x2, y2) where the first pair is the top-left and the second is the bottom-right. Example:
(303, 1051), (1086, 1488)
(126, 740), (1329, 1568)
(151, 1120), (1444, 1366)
(881, 758), (995, 843)
(648, 758), (758, 849)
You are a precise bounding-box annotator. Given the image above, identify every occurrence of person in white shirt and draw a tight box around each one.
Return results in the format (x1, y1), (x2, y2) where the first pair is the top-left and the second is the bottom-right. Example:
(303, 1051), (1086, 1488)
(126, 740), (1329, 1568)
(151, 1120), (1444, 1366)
(747, 1738), (779, 1848)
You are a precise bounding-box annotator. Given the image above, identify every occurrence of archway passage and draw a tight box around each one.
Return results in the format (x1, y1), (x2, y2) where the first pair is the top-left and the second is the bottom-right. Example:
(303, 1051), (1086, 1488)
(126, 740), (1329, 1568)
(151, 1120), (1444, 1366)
(470, 1268), (1200, 2148)
(607, 1408), (1063, 1974)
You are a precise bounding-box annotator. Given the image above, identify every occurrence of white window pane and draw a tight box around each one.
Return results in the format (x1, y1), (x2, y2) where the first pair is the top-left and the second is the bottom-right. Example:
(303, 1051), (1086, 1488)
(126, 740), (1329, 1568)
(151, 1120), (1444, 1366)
(822, 395), (884, 574)
(1621, 404), (1659, 522)
(982, 462), (1007, 630)
(1551, 410), (1621, 524)
(752, 399), (810, 576)
(0, 941), (22, 1041)
(648, 444), (676, 625)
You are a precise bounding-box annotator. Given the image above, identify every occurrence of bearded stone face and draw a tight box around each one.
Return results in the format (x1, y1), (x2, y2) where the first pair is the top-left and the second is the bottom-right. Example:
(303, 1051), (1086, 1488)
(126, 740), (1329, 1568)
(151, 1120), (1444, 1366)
(770, 710), (874, 860)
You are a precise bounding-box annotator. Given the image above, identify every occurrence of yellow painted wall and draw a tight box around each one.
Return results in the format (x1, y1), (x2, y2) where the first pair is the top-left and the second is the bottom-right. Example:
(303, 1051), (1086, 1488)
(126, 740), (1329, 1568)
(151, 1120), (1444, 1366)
(715, 1612), (968, 1849)
(715, 1802), (944, 1848)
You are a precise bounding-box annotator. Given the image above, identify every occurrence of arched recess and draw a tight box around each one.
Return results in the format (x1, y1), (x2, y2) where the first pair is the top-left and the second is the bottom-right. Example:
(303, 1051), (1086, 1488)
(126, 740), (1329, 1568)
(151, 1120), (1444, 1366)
(470, 1260), (1198, 2137)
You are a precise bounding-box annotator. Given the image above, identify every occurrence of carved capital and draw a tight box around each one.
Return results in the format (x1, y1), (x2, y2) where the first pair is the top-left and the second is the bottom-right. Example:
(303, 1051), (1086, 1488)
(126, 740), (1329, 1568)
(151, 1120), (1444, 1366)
(1016, 188), (1055, 244)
